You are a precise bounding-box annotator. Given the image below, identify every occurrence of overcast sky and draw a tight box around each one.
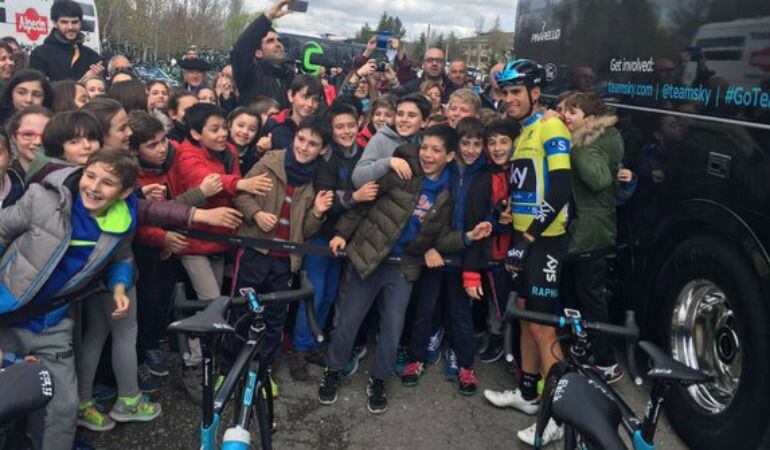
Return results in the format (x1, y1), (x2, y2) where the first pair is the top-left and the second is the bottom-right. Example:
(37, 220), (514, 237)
(244, 0), (518, 40)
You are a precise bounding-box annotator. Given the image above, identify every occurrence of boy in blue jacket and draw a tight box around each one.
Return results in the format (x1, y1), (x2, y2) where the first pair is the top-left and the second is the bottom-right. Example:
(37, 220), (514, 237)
(0, 148), (139, 450)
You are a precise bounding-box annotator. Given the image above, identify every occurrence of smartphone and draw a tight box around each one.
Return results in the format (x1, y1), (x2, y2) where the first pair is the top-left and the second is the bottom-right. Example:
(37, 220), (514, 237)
(288, 1), (308, 13)
(375, 32), (392, 50)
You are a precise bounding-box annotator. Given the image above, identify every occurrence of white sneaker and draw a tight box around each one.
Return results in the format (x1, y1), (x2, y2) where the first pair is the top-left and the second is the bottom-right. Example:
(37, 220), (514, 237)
(517, 418), (564, 447)
(483, 388), (539, 415)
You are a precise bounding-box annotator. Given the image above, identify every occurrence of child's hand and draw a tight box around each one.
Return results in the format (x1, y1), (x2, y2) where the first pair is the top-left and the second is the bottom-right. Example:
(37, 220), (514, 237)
(389, 157), (412, 181)
(313, 190), (334, 216)
(112, 286), (130, 319)
(617, 168), (634, 183)
(164, 231), (189, 254)
(424, 248), (444, 268)
(255, 211), (278, 232)
(541, 109), (562, 122)
(353, 181), (378, 203)
(466, 222), (493, 241)
(200, 173), (223, 198)
(256, 134), (272, 153)
(238, 173), (274, 196)
(329, 236), (346, 256)
(193, 207), (243, 229)
(465, 286), (484, 301)
(142, 183), (167, 201)
(498, 202), (513, 225)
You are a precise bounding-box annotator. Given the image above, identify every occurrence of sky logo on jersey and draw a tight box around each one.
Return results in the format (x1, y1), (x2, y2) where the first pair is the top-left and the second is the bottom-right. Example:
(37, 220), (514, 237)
(542, 254), (559, 282)
(545, 137), (570, 156)
(16, 8), (49, 42)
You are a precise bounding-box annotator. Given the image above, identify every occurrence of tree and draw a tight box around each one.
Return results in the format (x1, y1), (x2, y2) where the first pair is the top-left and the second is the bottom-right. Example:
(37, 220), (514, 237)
(412, 32), (428, 62)
(355, 22), (375, 44)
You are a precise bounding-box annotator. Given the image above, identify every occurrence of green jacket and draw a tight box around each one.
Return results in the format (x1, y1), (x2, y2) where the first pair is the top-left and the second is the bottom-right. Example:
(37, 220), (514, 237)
(335, 144), (465, 281)
(567, 115), (624, 255)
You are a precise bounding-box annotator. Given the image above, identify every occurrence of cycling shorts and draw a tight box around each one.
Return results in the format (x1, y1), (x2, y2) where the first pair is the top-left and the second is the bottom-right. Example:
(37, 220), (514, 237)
(513, 232), (568, 314)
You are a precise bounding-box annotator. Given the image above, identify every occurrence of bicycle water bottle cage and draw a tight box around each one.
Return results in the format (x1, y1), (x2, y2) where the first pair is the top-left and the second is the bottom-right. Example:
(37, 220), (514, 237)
(168, 296), (235, 335)
(551, 372), (625, 450)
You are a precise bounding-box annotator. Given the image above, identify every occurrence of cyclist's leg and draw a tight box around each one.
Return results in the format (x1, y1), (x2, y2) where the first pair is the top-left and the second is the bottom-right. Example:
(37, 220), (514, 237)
(522, 235), (568, 380)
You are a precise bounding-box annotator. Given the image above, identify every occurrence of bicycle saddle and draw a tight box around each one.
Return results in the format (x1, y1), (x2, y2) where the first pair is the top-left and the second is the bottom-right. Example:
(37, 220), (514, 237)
(551, 372), (626, 450)
(638, 341), (711, 384)
(167, 296), (235, 335)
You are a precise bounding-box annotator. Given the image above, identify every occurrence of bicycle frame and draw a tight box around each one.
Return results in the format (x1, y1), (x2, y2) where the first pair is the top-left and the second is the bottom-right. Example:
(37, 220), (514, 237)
(199, 315), (273, 450)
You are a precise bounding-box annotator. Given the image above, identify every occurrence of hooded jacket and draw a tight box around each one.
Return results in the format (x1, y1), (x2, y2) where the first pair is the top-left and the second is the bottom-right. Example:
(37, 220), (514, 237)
(314, 141), (364, 239)
(29, 29), (102, 82)
(568, 115), (624, 255)
(335, 143), (465, 281)
(135, 144), (207, 248)
(171, 139), (243, 255)
(0, 167), (135, 326)
(233, 149), (324, 272)
(352, 124), (418, 188)
(231, 14), (294, 109)
(262, 109), (297, 153)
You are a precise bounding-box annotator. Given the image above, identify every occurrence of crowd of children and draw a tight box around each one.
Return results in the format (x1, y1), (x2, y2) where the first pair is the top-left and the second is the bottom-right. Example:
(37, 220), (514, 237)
(0, 2), (638, 449)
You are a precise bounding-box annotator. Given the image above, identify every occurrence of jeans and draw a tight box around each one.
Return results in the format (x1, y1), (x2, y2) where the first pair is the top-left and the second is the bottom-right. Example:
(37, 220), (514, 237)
(293, 237), (343, 352)
(327, 264), (413, 380)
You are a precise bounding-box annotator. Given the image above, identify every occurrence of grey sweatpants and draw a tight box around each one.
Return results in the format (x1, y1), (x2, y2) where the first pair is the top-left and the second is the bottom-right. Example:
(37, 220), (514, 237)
(326, 264), (413, 380)
(0, 318), (77, 450)
(76, 288), (139, 401)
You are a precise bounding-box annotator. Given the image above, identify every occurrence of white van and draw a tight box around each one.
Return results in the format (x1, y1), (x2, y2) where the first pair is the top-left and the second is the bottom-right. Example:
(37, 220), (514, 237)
(687, 16), (770, 87)
(0, 0), (100, 52)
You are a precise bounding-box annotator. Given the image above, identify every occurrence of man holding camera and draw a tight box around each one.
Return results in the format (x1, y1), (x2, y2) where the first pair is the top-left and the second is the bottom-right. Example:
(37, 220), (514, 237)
(231, 0), (296, 108)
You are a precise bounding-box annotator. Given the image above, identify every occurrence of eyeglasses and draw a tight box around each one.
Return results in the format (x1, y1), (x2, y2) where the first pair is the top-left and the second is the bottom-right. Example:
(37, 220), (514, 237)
(425, 58), (445, 64)
(15, 131), (43, 141)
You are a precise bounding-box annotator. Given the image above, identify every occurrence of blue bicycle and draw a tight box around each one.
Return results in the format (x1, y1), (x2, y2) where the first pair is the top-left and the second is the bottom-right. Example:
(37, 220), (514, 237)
(168, 271), (322, 450)
(502, 294), (712, 450)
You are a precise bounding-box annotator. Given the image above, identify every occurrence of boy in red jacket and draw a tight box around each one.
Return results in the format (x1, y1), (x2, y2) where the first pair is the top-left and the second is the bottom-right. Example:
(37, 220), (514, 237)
(172, 103), (273, 309)
(128, 111), (223, 378)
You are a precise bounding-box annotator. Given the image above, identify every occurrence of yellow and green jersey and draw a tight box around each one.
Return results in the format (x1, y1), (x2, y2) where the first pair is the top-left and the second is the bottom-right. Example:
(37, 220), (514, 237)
(510, 112), (572, 237)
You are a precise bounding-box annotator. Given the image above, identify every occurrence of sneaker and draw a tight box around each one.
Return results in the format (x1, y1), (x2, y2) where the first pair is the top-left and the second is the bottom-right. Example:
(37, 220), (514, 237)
(594, 363), (624, 385)
(366, 377), (388, 414)
(483, 388), (539, 415)
(138, 363), (160, 394)
(443, 348), (459, 381)
(517, 418), (564, 447)
(479, 334), (504, 363)
(288, 352), (309, 381)
(318, 368), (341, 405)
(393, 345), (408, 375)
(458, 368), (479, 396)
(400, 361), (425, 387)
(343, 345), (367, 376)
(77, 401), (116, 431)
(109, 394), (161, 423)
(425, 328), (444, 365)
(305, 346), (327, 366)
(144, 349), (169, 377)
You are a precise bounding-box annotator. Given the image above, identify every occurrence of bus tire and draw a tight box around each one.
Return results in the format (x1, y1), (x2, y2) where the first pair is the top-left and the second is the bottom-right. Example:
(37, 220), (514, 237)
(654, 235), (770, 450)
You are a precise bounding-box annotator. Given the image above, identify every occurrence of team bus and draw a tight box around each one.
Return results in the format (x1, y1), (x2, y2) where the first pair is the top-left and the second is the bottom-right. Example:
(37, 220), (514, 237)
(0, 0), (100, 52)
(279, 30), (364, 74)
(514, 1), (770, 448)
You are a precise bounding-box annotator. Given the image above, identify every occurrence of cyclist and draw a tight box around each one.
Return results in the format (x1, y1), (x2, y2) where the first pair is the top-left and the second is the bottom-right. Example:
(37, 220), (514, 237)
(482, 59), (571, 446)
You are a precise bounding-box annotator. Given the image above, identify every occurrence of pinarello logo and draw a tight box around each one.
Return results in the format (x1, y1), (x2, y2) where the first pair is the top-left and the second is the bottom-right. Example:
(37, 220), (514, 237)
(16, 8), (49, 42)
(750, 48), (770, 72)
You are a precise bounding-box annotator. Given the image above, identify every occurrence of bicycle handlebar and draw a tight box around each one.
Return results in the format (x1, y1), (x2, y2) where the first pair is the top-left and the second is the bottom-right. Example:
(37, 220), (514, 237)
(502, 292), (642, 385)
(172, 271), (324, 343)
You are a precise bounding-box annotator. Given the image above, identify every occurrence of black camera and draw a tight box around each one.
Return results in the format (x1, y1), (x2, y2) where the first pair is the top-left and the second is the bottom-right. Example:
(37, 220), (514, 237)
(375, 61), (388, 72)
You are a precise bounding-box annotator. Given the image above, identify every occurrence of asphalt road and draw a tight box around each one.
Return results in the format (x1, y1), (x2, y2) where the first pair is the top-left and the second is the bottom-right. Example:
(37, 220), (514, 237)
(80, 350), (689, 450)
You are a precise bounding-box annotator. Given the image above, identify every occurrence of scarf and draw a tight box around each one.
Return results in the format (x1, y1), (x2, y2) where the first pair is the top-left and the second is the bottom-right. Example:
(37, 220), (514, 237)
(284, 146), (317, 186)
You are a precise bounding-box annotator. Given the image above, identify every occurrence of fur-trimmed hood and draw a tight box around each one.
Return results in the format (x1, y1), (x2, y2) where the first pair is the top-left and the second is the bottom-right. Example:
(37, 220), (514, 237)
(571, 115), (618, 148)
